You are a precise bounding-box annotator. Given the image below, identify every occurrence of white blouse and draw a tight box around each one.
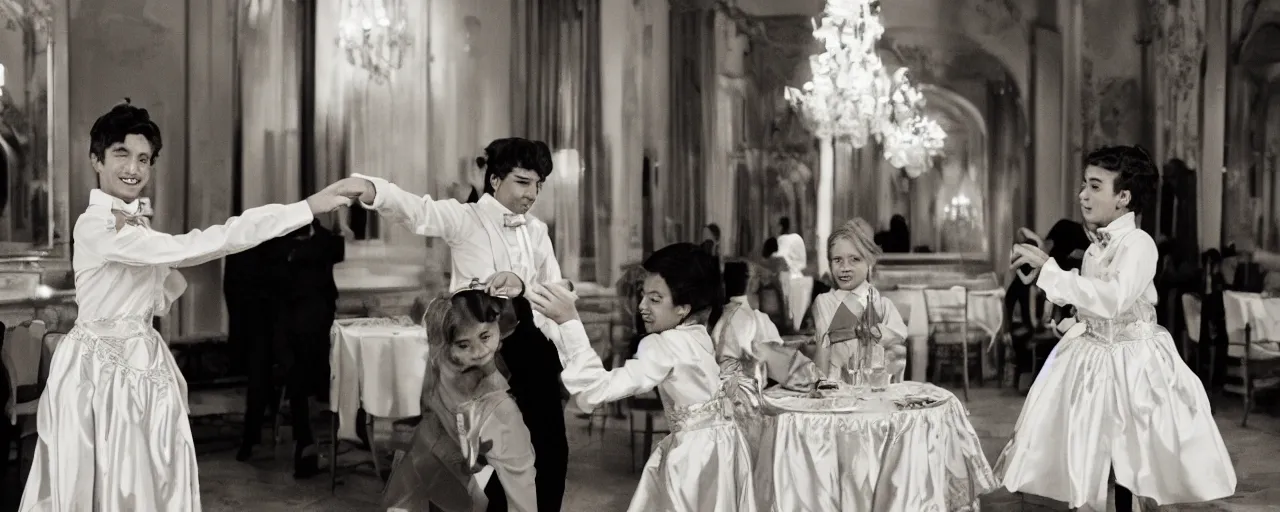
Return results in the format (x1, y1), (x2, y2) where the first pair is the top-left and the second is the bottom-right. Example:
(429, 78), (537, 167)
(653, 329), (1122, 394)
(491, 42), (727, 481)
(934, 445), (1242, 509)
(1037, 212), (1159, 319)
(811, 282), (908, 346)
(353, 174), (562, 292)
(550, 320), (721, 413)
(72, 189), (313, 322)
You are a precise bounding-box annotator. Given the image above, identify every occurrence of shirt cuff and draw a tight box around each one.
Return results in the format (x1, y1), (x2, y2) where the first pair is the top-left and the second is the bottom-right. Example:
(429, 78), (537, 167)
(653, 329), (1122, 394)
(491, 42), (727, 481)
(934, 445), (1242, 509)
(1035, 257), (1070, 307)
(550, 319), (594, 367)
(350, 173), (389, 210)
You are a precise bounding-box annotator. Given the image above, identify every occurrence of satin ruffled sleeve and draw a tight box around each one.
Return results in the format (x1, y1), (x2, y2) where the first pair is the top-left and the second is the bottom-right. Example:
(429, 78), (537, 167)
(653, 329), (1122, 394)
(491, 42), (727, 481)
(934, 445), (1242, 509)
(1036, 232), (1158, 319)
(713, 307), (755, 373)
(550, 320), (675, 413)
(154, 269), (188, 316)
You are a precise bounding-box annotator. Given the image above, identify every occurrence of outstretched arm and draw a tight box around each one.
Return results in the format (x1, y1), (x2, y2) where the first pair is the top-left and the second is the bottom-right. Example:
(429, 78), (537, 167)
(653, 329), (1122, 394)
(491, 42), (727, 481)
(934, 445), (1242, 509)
(1037, 233), (1158, 319)
(527, 283), (674, 412)
(550, 321), (675, 413)
(348, 174), (468, 241)
(76, 202), (314, 268)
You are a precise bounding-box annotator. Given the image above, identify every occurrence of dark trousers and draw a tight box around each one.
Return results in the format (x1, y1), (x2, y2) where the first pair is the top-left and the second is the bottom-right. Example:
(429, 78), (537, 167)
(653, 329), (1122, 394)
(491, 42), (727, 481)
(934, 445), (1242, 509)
(484, 298), (568, 511)
(1112, 468), (1134, 512)
(234, 298), (317, 448)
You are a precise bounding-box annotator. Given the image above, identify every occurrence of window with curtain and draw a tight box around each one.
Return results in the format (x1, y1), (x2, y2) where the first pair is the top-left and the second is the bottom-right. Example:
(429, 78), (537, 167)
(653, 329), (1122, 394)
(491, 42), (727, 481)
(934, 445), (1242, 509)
(511, 0), (604, 282)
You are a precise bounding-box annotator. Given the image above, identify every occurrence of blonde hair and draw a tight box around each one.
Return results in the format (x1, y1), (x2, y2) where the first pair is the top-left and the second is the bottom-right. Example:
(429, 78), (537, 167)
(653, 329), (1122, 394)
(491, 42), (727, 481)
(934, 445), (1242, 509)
(827, 218), (881, 265)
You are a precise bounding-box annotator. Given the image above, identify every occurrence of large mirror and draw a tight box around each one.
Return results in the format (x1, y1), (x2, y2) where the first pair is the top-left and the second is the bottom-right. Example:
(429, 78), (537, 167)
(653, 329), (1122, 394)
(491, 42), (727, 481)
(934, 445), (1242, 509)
(0, 1), (59, 257)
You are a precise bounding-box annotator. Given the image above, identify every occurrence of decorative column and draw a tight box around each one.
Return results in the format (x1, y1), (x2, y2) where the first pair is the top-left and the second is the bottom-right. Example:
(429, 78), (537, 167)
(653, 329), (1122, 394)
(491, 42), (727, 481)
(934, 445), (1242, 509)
(816, 136), (834, 276)
(1199, 0), (1227, 250)
(1060, 0), (1084, 223)
(1152, 0), (1206, 170)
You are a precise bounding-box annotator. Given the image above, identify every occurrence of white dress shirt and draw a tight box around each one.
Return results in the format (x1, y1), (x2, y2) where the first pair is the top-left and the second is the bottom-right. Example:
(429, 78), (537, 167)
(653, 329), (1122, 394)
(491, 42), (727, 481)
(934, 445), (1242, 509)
(1037, 212), (1159, 319)
(73, 189), (313, 321)
(353, 174), (562, 292)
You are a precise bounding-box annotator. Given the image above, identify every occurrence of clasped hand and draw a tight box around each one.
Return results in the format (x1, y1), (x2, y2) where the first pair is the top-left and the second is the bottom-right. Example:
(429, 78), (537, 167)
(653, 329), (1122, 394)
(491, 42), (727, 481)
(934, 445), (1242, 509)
(527, 282), (580, 324)
(305, 178), (376, 215)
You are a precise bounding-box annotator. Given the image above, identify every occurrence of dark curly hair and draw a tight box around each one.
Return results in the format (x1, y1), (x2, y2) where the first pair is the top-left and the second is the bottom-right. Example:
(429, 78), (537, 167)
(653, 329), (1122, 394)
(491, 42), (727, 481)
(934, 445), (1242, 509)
(476, 137), (553, 195)
(89, 98), (163, 164)
(1083, 145), (1158, 215)
(642, 242), (724, 327)
(722, 260), (750, 298)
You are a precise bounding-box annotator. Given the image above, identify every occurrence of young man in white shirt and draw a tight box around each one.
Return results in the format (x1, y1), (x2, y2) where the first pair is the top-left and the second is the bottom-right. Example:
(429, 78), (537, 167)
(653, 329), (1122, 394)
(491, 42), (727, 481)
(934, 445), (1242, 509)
(333, 138), (568, 511)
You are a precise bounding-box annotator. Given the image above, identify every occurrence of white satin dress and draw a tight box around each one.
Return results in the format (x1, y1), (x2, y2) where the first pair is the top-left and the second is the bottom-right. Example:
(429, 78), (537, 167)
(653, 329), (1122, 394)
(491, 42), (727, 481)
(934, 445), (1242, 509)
(994, 213), (1236, 510)
(549, 320), (758, 512)
(19, 189), (314, 511)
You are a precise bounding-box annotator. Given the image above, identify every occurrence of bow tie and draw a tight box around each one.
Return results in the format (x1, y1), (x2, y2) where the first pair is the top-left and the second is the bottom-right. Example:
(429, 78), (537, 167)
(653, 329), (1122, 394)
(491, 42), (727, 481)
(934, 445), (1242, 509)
(1087, 229), (1112, 248)
(503, 214), (527, 228)
(112, 209), (150, 229)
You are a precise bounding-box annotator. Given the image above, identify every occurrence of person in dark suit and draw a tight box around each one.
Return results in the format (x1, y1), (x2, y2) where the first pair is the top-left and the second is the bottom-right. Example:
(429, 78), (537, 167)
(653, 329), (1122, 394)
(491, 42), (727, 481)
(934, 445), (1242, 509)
(230, 219), (342, 478)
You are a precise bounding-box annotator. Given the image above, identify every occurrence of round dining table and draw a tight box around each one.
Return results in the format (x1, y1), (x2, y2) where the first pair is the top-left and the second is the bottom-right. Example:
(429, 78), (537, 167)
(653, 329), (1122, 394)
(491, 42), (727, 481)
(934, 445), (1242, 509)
(748, 381), (996, 511)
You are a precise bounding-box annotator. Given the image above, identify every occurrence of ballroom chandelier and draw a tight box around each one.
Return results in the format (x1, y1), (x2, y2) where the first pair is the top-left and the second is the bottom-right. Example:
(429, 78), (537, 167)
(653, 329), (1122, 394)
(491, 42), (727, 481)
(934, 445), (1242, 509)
(337, 0), (412, 84)
(783, 0), (946, 172)
(880, 69), (946, 177)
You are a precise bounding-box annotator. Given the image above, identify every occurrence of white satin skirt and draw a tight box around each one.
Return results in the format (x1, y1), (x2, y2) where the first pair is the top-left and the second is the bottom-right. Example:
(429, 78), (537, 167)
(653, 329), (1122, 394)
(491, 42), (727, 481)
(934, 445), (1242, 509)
(19, 317), (201, 511)
(628, 397), (757, 512)
(994, 322), (1236, 510)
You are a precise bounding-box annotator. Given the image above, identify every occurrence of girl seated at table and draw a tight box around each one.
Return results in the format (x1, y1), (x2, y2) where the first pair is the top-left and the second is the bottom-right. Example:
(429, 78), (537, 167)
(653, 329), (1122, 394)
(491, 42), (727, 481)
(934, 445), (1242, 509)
(527, 243), (758, 512)
(713, 260), (817, 390)
(996, 145), (1235, 511)
(810, 218), (909, 385)
(383, 278), (537, 512)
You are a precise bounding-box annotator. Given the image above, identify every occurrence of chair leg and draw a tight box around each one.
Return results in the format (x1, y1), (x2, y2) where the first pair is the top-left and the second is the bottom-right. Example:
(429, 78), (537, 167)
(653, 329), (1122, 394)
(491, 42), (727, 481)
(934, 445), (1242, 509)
(367, 415), (384, 481)
(330, 413), (339, 493)
(961, 343), (971, 402)
(273, 386), (287, 449)
(642, 413), (654, 459)
(1241, 382), (1251, 428)
(628, 409), (636, 473)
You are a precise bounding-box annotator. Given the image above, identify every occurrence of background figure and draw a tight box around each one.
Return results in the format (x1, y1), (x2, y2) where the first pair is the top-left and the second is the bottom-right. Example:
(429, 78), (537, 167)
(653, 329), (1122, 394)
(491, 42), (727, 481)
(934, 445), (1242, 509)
(1006, 219), (1089, 390)
(874, 215), (911, 253)
(700, 223), (721, 259)
(758, 238), (791, 333)
(230, 220), (342, 477)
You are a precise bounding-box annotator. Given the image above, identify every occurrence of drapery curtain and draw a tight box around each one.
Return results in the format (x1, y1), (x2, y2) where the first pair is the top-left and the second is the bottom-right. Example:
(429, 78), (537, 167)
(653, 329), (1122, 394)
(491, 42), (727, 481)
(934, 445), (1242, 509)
(237, 0), (302, 210)
(666, 6), (711, 246)
(511, 0), (603, 282)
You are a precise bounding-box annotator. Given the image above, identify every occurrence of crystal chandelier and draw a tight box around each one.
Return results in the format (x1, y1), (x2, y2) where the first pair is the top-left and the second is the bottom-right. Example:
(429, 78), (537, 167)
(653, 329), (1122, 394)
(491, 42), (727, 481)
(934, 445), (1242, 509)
(880, 69), (946, 177)
(337, 0), (412, 84)
(784, 0), (946, 172)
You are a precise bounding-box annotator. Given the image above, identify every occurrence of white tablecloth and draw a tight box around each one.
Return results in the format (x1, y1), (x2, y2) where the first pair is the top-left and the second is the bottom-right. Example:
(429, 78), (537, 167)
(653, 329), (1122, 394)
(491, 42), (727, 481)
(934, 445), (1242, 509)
(750, 381), (995, 511)
(329, 318), (429, 441)
(880, 288), (1004, 381)
(1221, 291), (1280, 360)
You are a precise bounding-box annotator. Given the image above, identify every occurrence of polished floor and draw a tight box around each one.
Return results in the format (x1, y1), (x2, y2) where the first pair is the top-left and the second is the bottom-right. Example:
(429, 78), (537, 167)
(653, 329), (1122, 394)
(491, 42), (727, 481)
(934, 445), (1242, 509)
(3, 387), (1278, 511)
